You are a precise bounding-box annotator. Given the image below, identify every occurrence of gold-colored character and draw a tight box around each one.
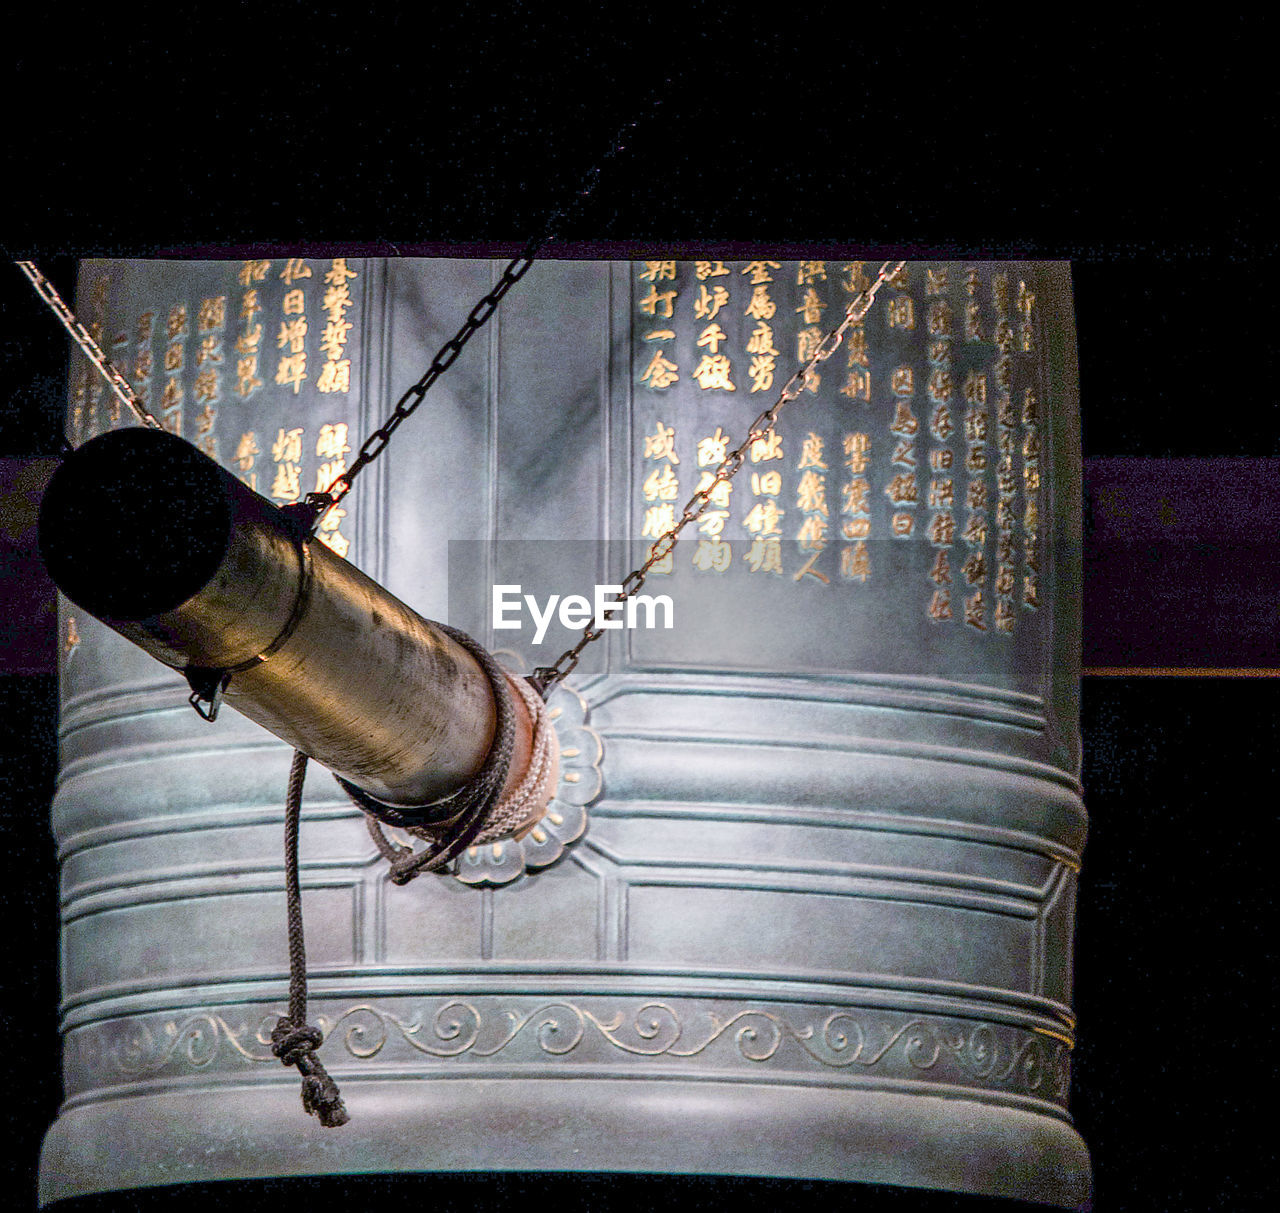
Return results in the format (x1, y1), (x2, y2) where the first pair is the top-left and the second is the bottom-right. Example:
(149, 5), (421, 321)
(193, 367), (219, 404)
(275, 353), (308, 394)
(639, 348), (679, 390)
(797, 432), (826, 471)
(967, 479), (988, 512)
(197, 335), (222, 366)
(695, 260), (730, 280)
(133, 351), (152, 381)
(741, 260), (780, 285)
(137, 311), (155, 342)
(925, 267), (948, 296)
(928, 478), (954, 509)
(840, 368), (870, 403)
(797, 261), (826, 285)
(643, 329), (677, 342)
(930, 404), (954, 442)
(927, 369), (954, 404)
(638, 284), (677, 318)
(316, 460), (348, 493)
(161, 378), (182, 410)
(743, 285), (776, 321)
(964, 589), (987, 630)
(236, 356), (263, 397)
(927, 589), (952, 621)
(697, 427), (730, 467)
(696, 510), (730, 538)
(697, 323), (728, 354)
(271, 427), (304, 464)
(164, 343), (183, 372)
(842, 478), (870, 516)
(167, 305), (188, 340)
(845, 325), (869, 368)
(642, 464), (681, 502)
(962, 551), (986, 586)
(271, 461), (302, 503)
(641, 503), (676, 539)
(796, 470), (828, 516)
(748, 353), (777, 394)
(238, 260), (270, 287)
(796, 288), (826, 325)
(235, 431), (260, 472)
(279, 259), (312, 285)
(694, 283), (730, 321)
(241, 290), (262, 322)
(840, 541), (871, 582)
(887, 297), (914, 330)
(891, 366), (914, 397)
(316, 423), (350, 459)
(236, 324), (263, 354)
(993, 598), (1015, 633)
(692, 354), (736, 392)
(316, 359), (351, 394)
(282, 289), (306, 317)
(750, 470), (782, 496)
(929, 512), (956, 547)
(930, 550), (952, 584)
(320, 319), (354, 360)
(965, 302), (983, 343)
(840, 262), (870, 294)
(691, 537), (732, 571)
(744, 534), (784, 575)
(745, 320), (780, 356)
(694, 471), (732, 509)
(926, 299), (953, 337)
(638, 261), (677, 282)
(197, 296), (227, 332)
(843, 432), (870, 473)
(889, 401), (918, 435)
(962, 513), (988, 547)
(890, 512), (915, 537)
(325, 259), (359, 286)
(885, 473), (918, 506)
(643, 421), (679, 463)
(749, 430), (783, 463)
(966, 445), (988, 473)
(323, 283), (354, 322)
(743, 498), (785, 536)
(891, 439), (916, 468)
(842, 518), (870, 539)
(793, 548), (829, 584)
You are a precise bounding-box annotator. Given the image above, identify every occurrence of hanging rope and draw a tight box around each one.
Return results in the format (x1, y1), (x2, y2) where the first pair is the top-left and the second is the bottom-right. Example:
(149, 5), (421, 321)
(271, 750), (350, 1127)
(335, 624), (519, 885)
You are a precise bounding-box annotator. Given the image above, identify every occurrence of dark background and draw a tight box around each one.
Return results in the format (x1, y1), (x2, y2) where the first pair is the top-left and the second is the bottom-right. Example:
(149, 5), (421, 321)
(1, 10), (1274, 1211)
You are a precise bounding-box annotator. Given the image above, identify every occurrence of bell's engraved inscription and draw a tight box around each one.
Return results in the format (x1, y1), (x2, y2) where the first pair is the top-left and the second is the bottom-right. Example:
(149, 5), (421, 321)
(317, 259), (358, 395)
(270, 426), (304, 504)
(235, 431), (260, 493)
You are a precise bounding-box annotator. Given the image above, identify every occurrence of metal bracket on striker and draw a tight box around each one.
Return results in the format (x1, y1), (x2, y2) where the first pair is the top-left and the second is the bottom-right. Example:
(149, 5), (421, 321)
(185, 668), (232, 722)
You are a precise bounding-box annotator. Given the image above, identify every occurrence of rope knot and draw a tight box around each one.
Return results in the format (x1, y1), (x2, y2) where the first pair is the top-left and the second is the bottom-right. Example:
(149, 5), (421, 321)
(271, 1017), (350, 1128)
(271, 1019), (323, 1067)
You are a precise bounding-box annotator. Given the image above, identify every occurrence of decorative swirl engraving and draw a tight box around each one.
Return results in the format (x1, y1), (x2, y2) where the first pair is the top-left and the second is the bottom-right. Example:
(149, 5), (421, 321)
(89, 999), (1072, 1106)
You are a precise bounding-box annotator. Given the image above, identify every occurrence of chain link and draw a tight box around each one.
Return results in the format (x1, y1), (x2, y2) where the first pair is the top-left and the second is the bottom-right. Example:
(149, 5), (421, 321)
(14, 261), (163, 432)
(302, 89), (670, 532)
(531, 259), (906, 692)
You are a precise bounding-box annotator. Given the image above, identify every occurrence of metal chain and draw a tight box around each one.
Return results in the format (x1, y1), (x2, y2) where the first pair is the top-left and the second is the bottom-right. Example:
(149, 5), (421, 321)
(300, 88), (671, 532)
(530, 259), (906, 694)
(14, 261), (162, 432)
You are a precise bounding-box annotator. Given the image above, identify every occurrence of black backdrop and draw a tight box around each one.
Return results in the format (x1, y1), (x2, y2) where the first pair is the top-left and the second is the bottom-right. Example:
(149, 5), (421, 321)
(1, 11), (1273, 1210)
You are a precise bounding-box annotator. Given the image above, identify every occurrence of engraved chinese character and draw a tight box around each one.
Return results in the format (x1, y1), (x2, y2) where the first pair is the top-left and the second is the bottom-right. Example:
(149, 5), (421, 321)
(928, 339), (952, 365)
(993, 598), (1015, 633)
(748, 354), (777, 394)
(643, 464), (681, 501)
(134, 351), (153, 381)
(930, 404), (954, 442)
(270, 462), (301, 503)
(750, 431), (783, 462)
(840, 369), (871, 402)
(137, 311), (155, 342)
(638, 261), (677, 282)
(846, 325), (869, 367)
(890, 401), (918, 435)
(741, 261), (780, 285)
(640, 348), (679, 389)
(697, 428), (730, 467)
(930, 550), (952, 584)
(316, 461), (348, 493)
(322, 284), (354, 321)
(692, 538), (732, 571)
(320, 319), (354, 360)
(840, 262), (870, 294)
(164, 343), (183, 372)
(196, 335), (222, 365)
(696, 323), (729, 354)
(885, 473), (918, 506)
(962, 551), (987, 586)
(236, 324), (263, 354)
(238, 260), (270, 287)
(316, 423), (350, 460)
(744, 535), (784, 575)
(695, 260), (729, 280)
(750, 470), (782, 496)
(797, 514), (829, 549)
(325, 259), (358, 286)
(927, 369), (954, 403)
(928, 478), (954, 509)
(797, 261), (827, 285)
(282, 289), (306, 316)
(692, 354), (736, 391)
(962, 513), (988, 547)
(241, 290), (262, 323)
(892, 439), (916, 468)
(796, 288), (827, 325)
(891, 366), (914, 396)
(926, 299), (953, 336)
(642, 503), (676, 539)
(161, 378), (182, 410)
(966, 445), (988, 473)
(644, 421), (680, 463)
(927, 589), (953, 621)
(840, 541), (871, 582)
(316, 359), (351, 394)
(745, 320), (780, 356)
(193, 367), (219, 404)
(279, 259), (312, 285)
(271, 427), (304, 465)
(235, 432), (260, 473)
(694, 283), (729, 321)
(639, 284), (677, 318)
(797, 433), (827, 471)
(743, 498), (785, 535)
(796, 470), (829, 516)
(236, 356), (263, 397)
(196, 296), (226, 333)
(965, 301), (983, 343)
(887, 297), (915, 330)
(743, 285), (776, 321)
(964, 589), (987, 630)
(890, 512), (915, 537)
(843, 433), (871, 473)
(929, 511), (956, 547)
(275, 353), (307, 394)
(696, 509), (730, 537)
(842, 478), (871, 515)
(925, 267), (948, 296)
